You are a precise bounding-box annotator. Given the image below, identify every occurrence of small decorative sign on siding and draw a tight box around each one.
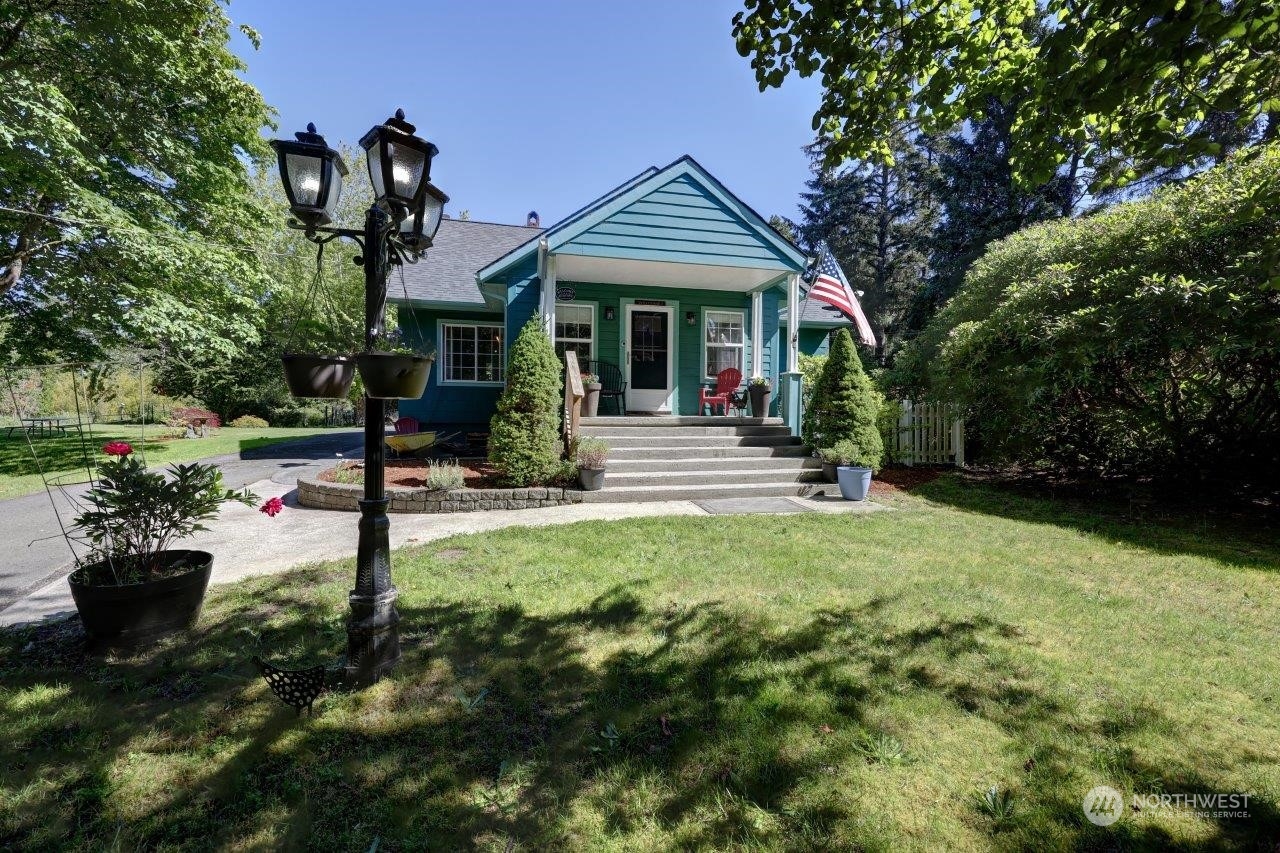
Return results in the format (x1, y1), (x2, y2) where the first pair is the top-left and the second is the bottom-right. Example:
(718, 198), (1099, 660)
(555, 286), (575, 301)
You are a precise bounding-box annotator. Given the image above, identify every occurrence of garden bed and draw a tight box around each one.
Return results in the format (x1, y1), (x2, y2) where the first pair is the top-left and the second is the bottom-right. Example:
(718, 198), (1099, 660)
(301, 460), (581, 513)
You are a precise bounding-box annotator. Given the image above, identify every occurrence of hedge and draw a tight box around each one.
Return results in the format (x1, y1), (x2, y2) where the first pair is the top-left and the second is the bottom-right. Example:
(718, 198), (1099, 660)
(894, 144), (1280, 488)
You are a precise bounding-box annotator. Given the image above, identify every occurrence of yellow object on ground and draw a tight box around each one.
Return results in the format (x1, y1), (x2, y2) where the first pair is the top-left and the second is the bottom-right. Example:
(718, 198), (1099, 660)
(385, 431), (438, 455)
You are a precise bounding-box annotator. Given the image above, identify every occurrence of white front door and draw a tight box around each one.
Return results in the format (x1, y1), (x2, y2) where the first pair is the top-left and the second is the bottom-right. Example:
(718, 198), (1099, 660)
(624, 304), (674, 412)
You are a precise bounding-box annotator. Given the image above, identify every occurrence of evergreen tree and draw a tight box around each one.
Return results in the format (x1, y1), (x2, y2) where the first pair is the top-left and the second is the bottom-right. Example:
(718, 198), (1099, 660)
(907, 99), (1073, 332)
(794, 136), (938, 355)
(488, 319), (563, 486)
(802, 328), (884, 468)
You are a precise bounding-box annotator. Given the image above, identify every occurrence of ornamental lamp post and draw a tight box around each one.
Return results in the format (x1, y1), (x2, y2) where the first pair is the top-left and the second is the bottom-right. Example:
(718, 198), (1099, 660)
(272, 109), (448, 686)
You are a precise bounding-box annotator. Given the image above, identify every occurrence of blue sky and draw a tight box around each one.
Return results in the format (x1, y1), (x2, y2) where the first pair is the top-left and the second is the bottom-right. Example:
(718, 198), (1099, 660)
(228, 0), (823, 228)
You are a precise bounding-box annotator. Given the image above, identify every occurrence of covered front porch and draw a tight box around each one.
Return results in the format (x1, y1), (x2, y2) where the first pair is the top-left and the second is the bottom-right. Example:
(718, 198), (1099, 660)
(477, 156), (811, 420)
(542, 256), (806, 418)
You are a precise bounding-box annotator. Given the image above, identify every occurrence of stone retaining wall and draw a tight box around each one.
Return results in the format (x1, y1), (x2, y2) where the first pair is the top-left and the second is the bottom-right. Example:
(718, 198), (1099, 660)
(297, 477), (584, 513)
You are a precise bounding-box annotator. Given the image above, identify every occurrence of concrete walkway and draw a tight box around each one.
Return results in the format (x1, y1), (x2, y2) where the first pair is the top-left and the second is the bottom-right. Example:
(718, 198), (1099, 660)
(0, 479), (885, 628)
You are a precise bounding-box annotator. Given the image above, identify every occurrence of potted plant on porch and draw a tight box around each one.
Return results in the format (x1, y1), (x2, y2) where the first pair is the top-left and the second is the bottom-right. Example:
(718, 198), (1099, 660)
(66, 441), (282, 647)
(356, 328), (436, 400)
(574, 436), (610, 491)
(748, 375), (772, 418)
(581, 371), (602, 418)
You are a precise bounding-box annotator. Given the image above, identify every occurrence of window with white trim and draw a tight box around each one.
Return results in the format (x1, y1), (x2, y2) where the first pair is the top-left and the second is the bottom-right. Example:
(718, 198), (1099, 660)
(554, 302), (594, 362)
(704, 310), (744, 378)
(441, 323), (504, 384)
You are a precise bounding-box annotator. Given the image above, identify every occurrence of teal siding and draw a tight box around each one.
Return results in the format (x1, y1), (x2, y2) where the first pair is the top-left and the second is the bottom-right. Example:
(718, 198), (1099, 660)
(800, 328), (833, 357)
(397, 305), (504, 429)
(504, 257), (540, 344)
(556, 174), (796, 270)
(556, 281), (770, 415)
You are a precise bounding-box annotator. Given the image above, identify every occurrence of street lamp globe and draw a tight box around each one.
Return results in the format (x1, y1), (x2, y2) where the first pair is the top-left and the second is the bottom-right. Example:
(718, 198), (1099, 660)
(270, 123), (347, 227)
(360, 108), (437, 221)
(399, 182), (449, 251)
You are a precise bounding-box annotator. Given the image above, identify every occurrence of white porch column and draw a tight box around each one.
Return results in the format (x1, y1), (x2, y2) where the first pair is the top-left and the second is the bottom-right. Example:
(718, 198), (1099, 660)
(786, 273), (800, 371)
(538, 240), (556, 338)
(750, 290), (763, 377)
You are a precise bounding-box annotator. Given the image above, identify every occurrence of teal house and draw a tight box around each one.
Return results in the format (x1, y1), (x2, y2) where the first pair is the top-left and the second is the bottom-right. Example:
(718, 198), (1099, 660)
(393, 156), (855, 432)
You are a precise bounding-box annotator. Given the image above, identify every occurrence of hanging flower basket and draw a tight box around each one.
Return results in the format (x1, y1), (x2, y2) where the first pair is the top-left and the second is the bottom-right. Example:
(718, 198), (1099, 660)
(282, 354), (355, 398)
(356, 352), (435, 399)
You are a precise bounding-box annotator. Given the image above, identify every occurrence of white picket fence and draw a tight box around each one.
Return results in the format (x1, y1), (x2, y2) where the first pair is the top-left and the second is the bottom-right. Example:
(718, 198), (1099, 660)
(893, 400), (965, 467)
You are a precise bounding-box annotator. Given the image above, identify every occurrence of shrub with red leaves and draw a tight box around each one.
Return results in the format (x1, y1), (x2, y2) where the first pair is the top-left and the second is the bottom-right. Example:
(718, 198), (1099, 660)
(168, 407), (221, 429)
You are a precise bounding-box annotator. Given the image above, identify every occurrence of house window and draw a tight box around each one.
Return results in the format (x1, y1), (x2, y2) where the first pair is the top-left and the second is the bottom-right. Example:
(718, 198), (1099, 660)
(704, 310), (744, 377)
(441, 323), (504, 384)
(554, 302), (594, 363)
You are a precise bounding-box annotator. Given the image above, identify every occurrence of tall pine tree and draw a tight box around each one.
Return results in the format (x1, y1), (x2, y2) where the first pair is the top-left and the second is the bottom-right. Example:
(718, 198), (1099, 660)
(793, 136), (938, 355)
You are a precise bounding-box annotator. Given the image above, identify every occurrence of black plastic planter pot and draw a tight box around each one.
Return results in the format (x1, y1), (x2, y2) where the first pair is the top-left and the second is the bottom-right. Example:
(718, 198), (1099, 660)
(356, 353), (434, 400)
(749, 386), (772, 418)
(578, 467), (606, 491)
(68, 550), (214, 647)
(282, 354), (355, 398)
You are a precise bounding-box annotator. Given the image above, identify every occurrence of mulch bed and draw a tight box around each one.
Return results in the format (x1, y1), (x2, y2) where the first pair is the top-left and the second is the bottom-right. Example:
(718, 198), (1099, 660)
(318, 459), (503, 489)
(868, 466), (943, 497)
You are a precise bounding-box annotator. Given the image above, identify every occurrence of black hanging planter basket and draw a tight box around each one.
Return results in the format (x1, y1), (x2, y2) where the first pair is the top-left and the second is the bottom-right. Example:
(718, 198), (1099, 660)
(282, 354), (355, 399)
(68, 549), (214, 648)
(356, 352), (435, 400)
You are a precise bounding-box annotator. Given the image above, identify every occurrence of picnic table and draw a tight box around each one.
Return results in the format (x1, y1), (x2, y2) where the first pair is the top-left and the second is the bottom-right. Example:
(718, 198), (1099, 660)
(4, 417), (78, 439)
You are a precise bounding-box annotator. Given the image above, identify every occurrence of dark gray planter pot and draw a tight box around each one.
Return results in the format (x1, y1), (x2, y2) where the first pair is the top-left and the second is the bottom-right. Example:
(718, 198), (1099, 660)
(837, 466), (873, 501)
(68, 549), (213, 647)
(356, 353), (435, 399)
(583, 383), (602, 418)
(749, 386), (772, 418)
(578, 466), (606, 491)
(282, 354), (354, 399)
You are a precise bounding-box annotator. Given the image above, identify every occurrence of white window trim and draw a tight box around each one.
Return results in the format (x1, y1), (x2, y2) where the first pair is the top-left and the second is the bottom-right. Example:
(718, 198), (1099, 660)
(438, 320), (506, 386)
(703, 308), (746, 379)
(554, 301), (596, 362)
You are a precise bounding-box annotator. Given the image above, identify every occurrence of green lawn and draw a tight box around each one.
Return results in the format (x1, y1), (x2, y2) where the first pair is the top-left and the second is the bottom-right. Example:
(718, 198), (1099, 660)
(0, 425), (338, 500)
(2, 477), (1278, 850)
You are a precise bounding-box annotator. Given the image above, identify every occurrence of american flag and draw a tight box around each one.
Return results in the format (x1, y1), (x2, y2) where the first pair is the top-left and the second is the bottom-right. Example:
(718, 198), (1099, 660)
(803, 242), (876, 346)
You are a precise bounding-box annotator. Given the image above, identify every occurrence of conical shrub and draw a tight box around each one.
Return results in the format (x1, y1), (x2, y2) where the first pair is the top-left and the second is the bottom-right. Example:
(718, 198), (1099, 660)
(489, 318), (563, 485)
(803, 328), (885, 468)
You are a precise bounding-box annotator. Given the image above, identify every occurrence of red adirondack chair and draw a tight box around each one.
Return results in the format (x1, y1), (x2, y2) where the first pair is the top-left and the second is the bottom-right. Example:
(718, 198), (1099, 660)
(699, 368), (742, 416)
(393, 416), (419, 435)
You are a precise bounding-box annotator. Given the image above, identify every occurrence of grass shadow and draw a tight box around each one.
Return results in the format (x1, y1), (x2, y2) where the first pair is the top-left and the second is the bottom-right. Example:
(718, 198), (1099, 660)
(1, 547), (1275, 849)
(911, 472), (1280, 572)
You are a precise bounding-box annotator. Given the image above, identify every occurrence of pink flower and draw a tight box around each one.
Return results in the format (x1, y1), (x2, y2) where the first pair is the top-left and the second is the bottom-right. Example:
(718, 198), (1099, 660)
(259, 496), (284, 518)
(102, 441), (133, 457)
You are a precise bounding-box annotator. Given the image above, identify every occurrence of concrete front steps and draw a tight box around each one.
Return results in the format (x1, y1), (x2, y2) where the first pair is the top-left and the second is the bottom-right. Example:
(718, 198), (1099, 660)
(577, 415), (829, 503)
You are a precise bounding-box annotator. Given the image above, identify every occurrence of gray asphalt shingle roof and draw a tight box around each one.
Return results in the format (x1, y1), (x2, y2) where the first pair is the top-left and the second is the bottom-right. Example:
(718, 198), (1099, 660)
(390, 218), (543, 307)
(780, 297), (855, 326)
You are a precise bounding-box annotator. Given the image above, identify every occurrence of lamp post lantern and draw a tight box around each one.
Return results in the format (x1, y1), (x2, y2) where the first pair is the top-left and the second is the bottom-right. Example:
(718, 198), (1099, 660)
(272, 110), (448, 686)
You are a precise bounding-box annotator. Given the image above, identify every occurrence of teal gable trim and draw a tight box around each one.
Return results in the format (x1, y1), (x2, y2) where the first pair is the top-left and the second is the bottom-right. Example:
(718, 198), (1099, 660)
(477, 156), (807, 283)
(558, 172), (798, 270)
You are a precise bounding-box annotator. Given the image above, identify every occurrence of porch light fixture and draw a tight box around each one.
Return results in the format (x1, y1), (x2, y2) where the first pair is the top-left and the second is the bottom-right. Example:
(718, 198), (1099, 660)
(399, 182), (450, 251)
(686, 311), (696, 326)
(360, 108), (438, 221)
(270, 123), (348, 227)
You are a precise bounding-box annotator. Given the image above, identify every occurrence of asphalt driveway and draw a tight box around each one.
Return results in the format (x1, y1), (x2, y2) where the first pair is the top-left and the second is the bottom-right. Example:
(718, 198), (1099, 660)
(0, 429), (363, 611)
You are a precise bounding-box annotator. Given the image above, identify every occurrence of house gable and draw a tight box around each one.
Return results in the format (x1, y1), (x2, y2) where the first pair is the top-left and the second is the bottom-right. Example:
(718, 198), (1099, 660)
(476, 156), (807, 285)
(554, 170), (801, 271)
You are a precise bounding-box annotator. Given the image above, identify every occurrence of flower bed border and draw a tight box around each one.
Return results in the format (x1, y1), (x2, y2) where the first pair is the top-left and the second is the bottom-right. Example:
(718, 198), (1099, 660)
(297, 477), (583, 513)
